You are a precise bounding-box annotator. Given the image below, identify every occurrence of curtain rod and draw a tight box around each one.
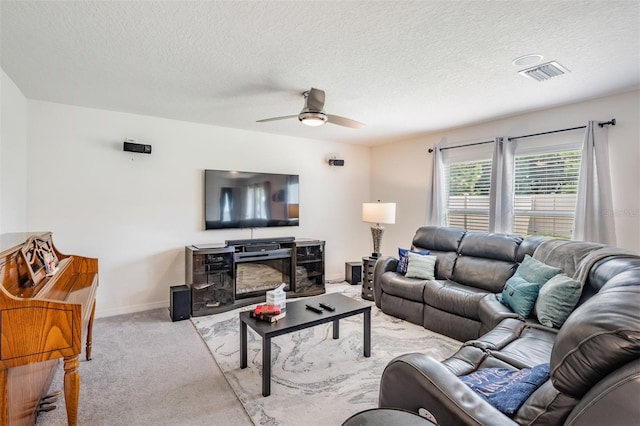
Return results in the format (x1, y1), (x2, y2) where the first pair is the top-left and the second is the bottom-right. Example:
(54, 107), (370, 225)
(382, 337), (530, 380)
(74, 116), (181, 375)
(428, 119), (616, 153)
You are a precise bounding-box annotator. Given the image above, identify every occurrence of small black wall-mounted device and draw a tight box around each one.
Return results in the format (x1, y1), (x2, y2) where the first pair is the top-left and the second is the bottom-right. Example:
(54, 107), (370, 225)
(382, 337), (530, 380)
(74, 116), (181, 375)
(123, 141), (152, 154)
(328, 159), (345, 166)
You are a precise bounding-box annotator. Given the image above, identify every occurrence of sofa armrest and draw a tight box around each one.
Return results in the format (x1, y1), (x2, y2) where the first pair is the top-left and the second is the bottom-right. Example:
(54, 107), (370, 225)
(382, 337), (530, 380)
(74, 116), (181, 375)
(477, 293), (519, 335)
(373, 256), (398, 308)
(379, 353), (517, 426)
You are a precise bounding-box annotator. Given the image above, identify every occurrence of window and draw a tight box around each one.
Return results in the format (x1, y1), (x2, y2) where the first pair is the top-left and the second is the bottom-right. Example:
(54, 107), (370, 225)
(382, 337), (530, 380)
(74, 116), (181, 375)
(513, 150), (581, 238)
(444, 147), (581, 238)
(445, 159), (492, 231)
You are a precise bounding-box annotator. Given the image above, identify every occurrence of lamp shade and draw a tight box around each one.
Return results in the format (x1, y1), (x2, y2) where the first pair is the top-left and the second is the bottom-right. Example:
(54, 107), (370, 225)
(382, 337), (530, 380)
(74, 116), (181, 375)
(362, 202), (396, 224)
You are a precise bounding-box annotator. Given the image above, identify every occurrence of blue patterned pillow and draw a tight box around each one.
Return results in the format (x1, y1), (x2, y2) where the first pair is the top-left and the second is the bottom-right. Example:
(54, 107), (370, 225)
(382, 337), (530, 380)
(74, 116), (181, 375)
(396, 248), (430, 274)
(460, 364), (550, 415)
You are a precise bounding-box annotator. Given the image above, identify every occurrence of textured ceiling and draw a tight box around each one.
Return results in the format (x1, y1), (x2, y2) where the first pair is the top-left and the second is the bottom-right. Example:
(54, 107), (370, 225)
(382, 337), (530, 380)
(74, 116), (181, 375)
(1, 1), (639, 145)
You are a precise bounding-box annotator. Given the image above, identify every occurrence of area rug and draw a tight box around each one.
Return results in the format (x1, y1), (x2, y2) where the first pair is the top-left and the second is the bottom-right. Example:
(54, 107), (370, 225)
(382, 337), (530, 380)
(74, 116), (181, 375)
(191, 283), (461, 426)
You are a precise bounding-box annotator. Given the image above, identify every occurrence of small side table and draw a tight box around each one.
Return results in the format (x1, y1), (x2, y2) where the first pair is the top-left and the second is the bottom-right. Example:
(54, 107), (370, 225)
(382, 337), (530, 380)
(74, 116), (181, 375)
(361, 257), (377, 301)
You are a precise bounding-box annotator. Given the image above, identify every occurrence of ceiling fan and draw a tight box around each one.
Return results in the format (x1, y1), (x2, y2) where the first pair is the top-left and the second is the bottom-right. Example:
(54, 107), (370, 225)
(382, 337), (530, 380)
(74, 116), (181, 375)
(256, 88), (365, 129)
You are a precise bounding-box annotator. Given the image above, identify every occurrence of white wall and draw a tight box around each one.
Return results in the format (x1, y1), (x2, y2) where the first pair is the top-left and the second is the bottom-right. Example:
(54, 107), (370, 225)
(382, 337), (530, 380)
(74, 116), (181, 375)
(0, 69), (28, 233)
(27, 101), (371, 317)
(371, 90), (640, 254)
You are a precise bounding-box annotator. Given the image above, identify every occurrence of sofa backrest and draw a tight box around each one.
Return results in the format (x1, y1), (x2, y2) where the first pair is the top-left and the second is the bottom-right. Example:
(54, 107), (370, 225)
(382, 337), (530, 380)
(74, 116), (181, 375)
(411, 226), (545, 293)
(412, 226), (465, 280)
(582, 255), (640, 305)
(410, 225), (638, 306)
(550, 279), (640, 399)
(454, 232), (523, 292)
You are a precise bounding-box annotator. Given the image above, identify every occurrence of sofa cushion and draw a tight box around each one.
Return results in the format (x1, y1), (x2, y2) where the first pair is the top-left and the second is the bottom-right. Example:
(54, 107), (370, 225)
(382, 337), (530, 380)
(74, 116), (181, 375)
(535, 273), (582, 328)
(423, 304), (482, 342)
(423, 280), (487, 320)
(512, 380), (579, 425)
(583, 256), (640, 304)
(452, 257), (517, 292)
(379, 272), (426, 303)
(460, 363), (550, 415)
(489, 325), (557, 369)
(477, 294), (519, 333)
(466, 318), (526, 351)
(396, 248), (430, 274)
(457, 231), (522, 262)
(517, 236), (548, 262)
(405, 253), (436, 280)
(501, 275), (542, 318)
(379, 293), (425, 326)
(426, 250), (458, 280)
(442, 345), (488, 376)
(412, 226), (465, 253)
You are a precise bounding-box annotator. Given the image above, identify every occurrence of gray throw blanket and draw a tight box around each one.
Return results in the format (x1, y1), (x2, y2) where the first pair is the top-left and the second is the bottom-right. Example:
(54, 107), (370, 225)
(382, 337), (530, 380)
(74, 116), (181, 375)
(533, 239), (634, 284)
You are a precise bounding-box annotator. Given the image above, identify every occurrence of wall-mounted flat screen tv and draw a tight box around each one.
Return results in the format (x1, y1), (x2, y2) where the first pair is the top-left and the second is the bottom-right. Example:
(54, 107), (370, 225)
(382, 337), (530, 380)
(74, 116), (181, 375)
(204, 169), (300, 230)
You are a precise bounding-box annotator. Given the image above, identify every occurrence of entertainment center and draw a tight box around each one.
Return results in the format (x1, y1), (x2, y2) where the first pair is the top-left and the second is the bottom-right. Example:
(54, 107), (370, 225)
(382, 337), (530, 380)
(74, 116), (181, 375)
(185, 237), (325, 316)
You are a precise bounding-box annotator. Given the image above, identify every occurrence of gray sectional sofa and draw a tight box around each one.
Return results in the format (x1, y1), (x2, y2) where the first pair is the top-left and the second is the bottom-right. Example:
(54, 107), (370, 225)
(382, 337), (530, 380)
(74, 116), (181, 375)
(373, 226), (640, 425)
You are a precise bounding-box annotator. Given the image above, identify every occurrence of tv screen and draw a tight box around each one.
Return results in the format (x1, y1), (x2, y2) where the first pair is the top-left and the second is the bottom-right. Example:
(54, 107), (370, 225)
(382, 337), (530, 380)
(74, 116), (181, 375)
(204, 169), (300, 230)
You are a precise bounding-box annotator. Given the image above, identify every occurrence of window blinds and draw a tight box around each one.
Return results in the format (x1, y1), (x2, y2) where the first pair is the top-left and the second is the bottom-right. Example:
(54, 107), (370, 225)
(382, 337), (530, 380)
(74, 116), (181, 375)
(513, 150), (581, 238)
(445, 159), (492, 231)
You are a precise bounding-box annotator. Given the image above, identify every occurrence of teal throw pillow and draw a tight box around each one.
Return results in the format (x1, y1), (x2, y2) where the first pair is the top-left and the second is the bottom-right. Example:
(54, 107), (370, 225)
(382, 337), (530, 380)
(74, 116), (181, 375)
(535, 274), (582, 328)
(516, 255), (562, 284)
(501, 275), (542, 318)
(405, 252), (437, 280)
(396, 248), (430, 274)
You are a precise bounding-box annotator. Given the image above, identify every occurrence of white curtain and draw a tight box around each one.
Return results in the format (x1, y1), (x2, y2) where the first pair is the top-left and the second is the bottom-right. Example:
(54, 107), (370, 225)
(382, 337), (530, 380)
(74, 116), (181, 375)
(426, 146), (446, 226)
(573, 121), (616, 245)
(489, 137), (515, 234)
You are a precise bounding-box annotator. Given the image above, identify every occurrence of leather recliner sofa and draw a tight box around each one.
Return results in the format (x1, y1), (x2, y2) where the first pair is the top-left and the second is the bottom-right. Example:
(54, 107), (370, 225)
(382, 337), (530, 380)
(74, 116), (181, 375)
(374, 226), (640, 425)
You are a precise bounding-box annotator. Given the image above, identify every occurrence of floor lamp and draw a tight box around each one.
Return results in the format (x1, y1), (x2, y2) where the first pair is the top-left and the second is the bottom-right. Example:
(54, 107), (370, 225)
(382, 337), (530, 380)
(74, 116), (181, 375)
(362, 201), (396, 258)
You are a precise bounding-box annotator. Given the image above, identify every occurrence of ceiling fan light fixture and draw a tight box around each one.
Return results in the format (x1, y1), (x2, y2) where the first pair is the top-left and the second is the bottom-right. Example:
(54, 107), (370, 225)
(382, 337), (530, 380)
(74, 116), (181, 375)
(299, 111), (328, 126)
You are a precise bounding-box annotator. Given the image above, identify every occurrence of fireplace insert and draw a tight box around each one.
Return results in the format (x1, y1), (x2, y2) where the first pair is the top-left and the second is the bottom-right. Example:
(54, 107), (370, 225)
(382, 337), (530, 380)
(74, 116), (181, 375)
(234, 249), (292, 299)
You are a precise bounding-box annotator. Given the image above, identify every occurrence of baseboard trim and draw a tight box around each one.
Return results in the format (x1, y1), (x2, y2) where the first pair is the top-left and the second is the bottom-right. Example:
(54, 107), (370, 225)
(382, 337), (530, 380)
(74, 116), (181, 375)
(96, 300), (168, 319)
(325, 272), (344, 283)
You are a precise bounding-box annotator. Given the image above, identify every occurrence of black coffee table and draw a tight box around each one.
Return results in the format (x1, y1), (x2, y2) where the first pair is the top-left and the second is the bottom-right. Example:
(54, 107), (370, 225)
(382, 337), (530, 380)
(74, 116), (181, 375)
(239, 292), (371, 396)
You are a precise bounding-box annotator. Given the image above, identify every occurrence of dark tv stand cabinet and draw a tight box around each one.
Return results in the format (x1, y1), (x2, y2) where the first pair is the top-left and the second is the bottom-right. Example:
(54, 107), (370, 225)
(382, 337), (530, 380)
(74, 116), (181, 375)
(186, 238), (325, 316)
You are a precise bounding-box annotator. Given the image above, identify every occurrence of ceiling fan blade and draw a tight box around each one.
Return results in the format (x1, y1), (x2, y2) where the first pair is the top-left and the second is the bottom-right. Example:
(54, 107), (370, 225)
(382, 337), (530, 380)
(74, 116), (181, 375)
(327, 114), (365, 129)
(256, 115), (298, 123)
(306, 88), (325, 112)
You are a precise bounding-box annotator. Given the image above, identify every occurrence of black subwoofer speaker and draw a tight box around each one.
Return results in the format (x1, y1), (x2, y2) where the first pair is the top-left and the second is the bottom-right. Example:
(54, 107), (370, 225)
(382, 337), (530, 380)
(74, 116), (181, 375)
(170, 285), (191, 321)
(345, 262), (362, 285)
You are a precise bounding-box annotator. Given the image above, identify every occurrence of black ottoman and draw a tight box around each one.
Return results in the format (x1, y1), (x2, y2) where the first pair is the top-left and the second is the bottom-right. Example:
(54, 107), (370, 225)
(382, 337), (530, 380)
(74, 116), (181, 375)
(342, 408), (436, 426)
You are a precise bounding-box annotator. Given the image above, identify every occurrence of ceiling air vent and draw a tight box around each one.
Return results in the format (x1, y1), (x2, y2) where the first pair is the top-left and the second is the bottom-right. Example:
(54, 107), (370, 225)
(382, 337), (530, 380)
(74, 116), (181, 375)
(519, 61), (570, 82)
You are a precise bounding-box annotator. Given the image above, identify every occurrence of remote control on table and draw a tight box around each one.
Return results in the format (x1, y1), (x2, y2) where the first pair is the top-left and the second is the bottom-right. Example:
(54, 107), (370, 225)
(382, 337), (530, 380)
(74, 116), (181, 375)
(319, 303), (335, 312)
(306, 304), (323, 313)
